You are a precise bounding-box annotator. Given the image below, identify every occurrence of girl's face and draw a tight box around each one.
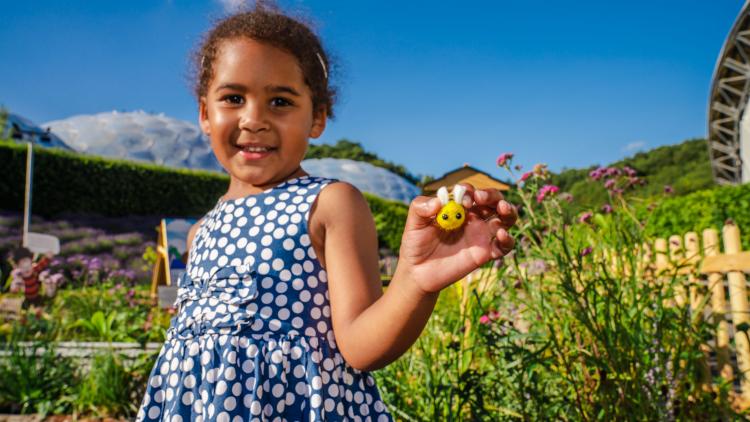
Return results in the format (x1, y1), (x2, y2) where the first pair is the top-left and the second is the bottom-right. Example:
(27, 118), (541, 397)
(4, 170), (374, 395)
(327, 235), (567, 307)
(199, 37), (326, 194)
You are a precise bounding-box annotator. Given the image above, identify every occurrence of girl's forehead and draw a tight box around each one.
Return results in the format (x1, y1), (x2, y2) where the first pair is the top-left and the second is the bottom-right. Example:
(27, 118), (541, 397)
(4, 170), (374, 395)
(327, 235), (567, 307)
(211, 38), (307, 89)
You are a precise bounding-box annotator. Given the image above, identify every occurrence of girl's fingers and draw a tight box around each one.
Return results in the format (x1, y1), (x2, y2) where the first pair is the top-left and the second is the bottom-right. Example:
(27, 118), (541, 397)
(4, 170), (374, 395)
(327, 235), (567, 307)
(496, 200), (518, 228)
(474, 188), (504, 206)
(405, 196), (442, 229)
(496, 228), (515, 254)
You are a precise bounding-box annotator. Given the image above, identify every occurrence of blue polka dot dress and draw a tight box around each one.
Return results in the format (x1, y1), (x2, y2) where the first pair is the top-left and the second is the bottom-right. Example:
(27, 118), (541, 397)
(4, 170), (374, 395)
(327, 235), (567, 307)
(136, 176), (393, 422)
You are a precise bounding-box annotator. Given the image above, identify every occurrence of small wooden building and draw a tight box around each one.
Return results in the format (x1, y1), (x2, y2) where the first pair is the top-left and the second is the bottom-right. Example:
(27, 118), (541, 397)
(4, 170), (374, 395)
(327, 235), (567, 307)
(422, 164), (511, 196)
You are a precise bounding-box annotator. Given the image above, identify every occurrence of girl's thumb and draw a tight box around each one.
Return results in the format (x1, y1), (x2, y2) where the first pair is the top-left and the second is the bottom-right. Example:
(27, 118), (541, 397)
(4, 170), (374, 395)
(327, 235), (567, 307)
(405, 196), (442, 229)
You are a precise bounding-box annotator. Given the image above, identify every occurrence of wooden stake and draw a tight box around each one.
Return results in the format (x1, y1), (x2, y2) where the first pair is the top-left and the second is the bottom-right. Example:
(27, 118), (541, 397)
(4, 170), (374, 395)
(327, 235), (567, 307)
(704, 228), (733, 382)
(685, 231), (711, 385)
(723, 224), (750, 402)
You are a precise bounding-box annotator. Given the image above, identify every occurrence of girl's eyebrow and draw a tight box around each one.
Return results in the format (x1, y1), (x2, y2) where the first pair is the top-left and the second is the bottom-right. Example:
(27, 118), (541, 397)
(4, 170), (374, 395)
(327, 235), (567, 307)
(215, 83), (246, 92)
(214, 83), (301, 97)
(267, 85), (301, 97)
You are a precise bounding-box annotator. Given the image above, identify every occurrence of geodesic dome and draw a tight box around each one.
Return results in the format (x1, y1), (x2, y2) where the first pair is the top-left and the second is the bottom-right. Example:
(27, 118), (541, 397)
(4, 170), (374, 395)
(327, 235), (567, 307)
(301, 158), (420, 203)
(44, 110), (419, 203)
(44, 110), (223, 172)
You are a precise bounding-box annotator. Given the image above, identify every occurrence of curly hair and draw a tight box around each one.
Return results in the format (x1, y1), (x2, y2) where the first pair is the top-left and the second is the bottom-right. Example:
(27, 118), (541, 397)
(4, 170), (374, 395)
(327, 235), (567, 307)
(191, 3), (336, 118)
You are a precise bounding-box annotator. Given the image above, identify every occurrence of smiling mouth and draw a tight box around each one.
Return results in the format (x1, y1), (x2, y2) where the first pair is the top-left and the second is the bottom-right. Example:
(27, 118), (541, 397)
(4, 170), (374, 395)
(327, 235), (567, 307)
(236, 145), (277, 153)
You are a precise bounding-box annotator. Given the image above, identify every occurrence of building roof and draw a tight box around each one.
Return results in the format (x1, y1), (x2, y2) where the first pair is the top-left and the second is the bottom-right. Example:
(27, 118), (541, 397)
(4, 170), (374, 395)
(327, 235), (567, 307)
(422, 164), (511, 195)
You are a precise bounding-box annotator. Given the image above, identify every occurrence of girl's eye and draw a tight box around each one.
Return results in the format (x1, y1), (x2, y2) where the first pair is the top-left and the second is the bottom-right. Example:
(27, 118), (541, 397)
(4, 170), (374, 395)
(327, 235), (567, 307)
(221, 95), (244, 105)
(270, 97), (293, 108)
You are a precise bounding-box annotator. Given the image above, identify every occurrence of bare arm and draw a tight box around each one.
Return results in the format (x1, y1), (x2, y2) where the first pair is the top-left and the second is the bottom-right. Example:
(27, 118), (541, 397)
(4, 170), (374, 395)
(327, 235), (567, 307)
(316, 183), (516, 371)
(186, 220), (202, 258)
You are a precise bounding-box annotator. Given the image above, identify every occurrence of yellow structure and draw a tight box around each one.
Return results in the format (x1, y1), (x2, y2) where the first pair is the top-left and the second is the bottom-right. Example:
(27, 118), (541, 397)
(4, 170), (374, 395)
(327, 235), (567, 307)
(150, 219), (172, 299)
(422, 164), (511, 196)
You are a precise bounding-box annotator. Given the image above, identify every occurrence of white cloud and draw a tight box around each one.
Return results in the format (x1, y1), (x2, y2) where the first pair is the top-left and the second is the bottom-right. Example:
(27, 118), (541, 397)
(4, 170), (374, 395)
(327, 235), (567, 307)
(622, 141), (646, 153)
(216, 0), (248, 13)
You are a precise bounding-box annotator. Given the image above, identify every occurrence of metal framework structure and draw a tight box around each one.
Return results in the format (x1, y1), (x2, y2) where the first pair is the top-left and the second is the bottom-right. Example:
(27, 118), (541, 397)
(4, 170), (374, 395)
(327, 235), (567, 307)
(708, 1), (750, 184)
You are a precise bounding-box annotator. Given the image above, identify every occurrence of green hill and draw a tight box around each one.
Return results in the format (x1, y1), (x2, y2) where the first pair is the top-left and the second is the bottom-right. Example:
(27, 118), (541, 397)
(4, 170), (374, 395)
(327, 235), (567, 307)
(550, 138), (715, 211)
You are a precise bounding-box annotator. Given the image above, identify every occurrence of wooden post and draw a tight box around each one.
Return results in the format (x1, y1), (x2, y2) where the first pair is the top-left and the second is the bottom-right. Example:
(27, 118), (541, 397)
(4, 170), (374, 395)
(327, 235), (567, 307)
(723, 223), (750, 402)
(684, 232), (702, 312)
(655, 238), (672, 307)
(641, 241), (653, 281)
(685, 231), (711, 385)
(704, 228), (733, 382)
(22, 142), (33, 248)
(669, 235), (688, 307)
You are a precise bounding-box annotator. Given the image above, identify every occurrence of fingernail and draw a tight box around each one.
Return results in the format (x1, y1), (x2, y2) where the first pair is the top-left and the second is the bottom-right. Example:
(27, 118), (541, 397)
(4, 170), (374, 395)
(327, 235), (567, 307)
(476, 191), (487, 201)
(499, 200), (510, 213)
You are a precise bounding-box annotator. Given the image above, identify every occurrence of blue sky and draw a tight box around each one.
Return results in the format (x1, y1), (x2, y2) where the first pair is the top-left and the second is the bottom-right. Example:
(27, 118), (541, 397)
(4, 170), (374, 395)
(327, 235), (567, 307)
(0, 0), (743, 180)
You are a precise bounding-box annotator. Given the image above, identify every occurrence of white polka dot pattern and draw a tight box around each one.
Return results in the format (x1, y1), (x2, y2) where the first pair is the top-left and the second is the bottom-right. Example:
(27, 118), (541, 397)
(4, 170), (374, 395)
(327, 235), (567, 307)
(136, 176), (392, 421)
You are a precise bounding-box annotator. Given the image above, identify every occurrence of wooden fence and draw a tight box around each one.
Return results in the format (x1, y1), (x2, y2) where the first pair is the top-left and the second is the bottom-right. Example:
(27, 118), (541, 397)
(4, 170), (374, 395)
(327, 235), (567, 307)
(646, 223), (750, 407)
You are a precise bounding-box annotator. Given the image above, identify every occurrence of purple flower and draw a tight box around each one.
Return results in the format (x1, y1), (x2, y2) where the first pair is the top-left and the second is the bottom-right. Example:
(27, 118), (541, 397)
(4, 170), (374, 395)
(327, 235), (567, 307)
(580, 246), (593, 257)
(664, 185), (673, 194)
(605, 167), (621, 177)
(623, 166), (637, 177)
(589, 167), (605, 181)
(601, 204), (613, 214)
(604, 179), (616, 190)
(578, 211), (593, 224)
(536, 184), (560, 203)
(496, 153), (514, 167)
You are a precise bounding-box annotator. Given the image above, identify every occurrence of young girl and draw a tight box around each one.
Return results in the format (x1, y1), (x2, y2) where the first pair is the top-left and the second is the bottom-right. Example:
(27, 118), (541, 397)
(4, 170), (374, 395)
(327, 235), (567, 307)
(137, 6), (516, 422)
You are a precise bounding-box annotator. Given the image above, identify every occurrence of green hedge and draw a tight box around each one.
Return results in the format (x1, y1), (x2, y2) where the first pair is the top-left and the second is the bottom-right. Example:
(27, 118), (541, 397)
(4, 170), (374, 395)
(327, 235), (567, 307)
(644, 181), (750, 249)
(0, 140), (407, 251)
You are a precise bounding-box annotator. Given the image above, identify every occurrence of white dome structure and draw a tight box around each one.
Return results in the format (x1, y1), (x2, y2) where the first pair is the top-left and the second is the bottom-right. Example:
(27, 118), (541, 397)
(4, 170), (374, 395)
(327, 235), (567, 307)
(301, 158), (420, 203)
(44, 110), (223, 172)
(44, 110), (419, 203)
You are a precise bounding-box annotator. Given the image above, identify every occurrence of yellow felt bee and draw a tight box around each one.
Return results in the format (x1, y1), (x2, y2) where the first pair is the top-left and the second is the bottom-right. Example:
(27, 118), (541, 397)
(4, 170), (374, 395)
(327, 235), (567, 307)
(436, 185), (467, 231)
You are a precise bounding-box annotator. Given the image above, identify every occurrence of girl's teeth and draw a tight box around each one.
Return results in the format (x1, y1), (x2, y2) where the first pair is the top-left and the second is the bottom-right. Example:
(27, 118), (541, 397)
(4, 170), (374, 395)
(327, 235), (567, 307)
(243, 146), (270, 152)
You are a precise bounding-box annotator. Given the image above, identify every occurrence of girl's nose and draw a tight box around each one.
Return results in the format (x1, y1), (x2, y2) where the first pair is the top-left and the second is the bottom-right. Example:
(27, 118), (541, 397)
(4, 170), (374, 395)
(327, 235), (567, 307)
(239, 103), (270, 132)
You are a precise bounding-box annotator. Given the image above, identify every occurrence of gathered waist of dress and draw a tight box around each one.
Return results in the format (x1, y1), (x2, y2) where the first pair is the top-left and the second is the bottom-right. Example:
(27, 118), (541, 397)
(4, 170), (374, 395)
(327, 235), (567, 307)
(165, 316), (335, 348)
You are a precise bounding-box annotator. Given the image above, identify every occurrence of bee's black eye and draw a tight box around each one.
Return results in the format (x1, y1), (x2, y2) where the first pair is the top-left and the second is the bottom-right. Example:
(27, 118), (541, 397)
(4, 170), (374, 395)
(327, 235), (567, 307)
(442, 214), (449, 220)
(456, 212), (462, 219)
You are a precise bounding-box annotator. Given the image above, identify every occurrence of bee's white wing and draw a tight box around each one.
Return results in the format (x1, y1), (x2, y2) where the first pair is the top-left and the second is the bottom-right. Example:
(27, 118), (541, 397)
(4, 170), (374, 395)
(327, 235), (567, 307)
(437, 186), (449, 205)
(453, 185), (467, 204)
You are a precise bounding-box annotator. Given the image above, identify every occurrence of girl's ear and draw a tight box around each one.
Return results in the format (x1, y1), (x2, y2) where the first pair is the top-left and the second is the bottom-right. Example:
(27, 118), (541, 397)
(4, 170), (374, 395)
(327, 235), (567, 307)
(309, 108), (327, 139)
(198, 97), (210, 136)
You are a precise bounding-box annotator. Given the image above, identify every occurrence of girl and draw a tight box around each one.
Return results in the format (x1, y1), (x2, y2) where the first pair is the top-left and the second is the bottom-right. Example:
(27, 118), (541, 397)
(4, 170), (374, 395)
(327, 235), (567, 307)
(137, 5), (516, 422)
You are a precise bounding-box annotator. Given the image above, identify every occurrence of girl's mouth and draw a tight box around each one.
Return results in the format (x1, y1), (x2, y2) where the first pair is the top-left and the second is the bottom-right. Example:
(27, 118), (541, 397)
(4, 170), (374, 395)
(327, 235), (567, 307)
(236, 145), (277, 160)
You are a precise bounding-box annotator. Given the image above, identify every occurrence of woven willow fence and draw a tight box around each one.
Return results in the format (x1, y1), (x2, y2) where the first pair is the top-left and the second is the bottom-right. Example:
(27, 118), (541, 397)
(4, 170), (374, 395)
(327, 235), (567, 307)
(641, 223), (750, 407)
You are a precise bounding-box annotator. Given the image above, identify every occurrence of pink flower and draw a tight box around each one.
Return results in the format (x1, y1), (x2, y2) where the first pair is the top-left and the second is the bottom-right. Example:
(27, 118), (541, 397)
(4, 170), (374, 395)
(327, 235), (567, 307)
(489, 310), (501, 320)
(664, 185), (673, 194)
(518, 171), (533, 183)
(589, 167), (605, 180)
(580, 246), (593, 257)
(496, 153), (514, 167)
(601, 203), (613, 214)
(604, 179), (616, 190)
(536, 184), (560, 203)
(578, 211), (593, 224)
(479, 315), (491, 325)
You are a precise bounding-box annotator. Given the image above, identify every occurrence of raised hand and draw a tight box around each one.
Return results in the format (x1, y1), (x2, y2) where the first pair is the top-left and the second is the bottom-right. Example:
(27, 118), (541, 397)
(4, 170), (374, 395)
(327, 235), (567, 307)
(396, 184), (517, 295)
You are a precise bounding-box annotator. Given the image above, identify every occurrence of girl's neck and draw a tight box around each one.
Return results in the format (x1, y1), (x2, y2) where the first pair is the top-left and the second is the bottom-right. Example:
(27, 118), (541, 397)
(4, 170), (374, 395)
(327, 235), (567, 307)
(222, 166), (308, 201)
